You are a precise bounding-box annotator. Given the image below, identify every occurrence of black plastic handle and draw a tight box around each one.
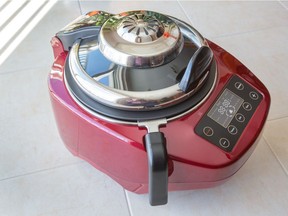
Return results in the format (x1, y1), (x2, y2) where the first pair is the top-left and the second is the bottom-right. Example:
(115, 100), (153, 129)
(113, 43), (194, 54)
(179, 46), (213, 93)
(144, 132), (168, 206)
(56, 11), (112, 51)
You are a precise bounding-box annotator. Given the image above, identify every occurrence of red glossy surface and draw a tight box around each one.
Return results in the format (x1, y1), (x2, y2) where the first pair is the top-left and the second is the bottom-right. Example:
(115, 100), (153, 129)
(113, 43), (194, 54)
(49, 37), (270, 193)
(50, 36), (65, 59)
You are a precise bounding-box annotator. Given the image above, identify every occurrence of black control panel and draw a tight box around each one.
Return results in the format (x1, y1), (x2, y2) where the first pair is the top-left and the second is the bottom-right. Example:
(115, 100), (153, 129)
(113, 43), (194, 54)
(195, 75), (263, 152)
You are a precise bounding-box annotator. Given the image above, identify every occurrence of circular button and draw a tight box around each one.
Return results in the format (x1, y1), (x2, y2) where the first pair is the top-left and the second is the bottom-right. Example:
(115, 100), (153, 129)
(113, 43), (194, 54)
(235, 82), (244, 90)
(219, 138), (230, 148)
(203, 126), (214, 137)
(226, 105), (236, 117)
(228, 125), (238, 135)
(249, 91), (259, 100)
(242, 102), (252, 111)
(235, 113), (245, 122)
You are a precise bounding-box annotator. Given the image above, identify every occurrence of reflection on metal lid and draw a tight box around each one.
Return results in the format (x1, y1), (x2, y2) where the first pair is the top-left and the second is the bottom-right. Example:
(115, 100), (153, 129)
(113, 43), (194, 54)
(99, 11), (183, 68)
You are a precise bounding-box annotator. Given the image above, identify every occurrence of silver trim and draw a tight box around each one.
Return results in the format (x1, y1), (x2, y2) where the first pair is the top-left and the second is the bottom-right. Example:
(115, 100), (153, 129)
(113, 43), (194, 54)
(69, 42), (210, 111)
(169, 16), (207, 48)
(138, 119), (167, 133)
(68, 16), (209, 111)
(64, 64), (217, 126)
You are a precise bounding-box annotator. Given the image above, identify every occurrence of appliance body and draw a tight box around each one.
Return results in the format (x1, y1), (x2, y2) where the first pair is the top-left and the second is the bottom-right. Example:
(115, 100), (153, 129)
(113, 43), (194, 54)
(49, 11), (270, 205)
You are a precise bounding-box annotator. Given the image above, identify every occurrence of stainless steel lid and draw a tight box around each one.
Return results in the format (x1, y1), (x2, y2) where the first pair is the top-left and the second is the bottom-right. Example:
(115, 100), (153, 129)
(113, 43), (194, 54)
(65, 10), (214, 111)
(99, 11), (184, 68)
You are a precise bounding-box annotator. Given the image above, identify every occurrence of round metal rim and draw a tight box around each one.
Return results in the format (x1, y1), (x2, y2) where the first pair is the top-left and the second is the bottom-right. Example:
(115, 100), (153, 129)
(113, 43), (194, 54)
(64, 62), (218, 125)
(68, 16), (209, 111)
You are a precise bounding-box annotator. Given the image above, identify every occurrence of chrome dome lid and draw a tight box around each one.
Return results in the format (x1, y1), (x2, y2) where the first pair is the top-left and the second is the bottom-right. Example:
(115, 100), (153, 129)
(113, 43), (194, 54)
(64, 10), (214, 111)
(99, 11), (184, 68)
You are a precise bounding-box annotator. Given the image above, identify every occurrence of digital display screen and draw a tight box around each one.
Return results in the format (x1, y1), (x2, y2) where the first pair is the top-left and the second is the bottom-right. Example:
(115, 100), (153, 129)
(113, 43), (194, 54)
(207, 89), (244, 128)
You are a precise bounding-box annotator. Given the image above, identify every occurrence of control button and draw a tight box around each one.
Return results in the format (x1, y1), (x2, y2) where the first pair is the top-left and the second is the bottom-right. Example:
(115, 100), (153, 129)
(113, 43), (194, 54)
(249, 91), (259, 100)
(226, 105), (236, 117)
(235, 113), (245, 122)
(219, 138), (230, 148)
(234, 82), (244, 90)
(203, 126), (214, 137)
(242, 102), (252, 111)
(228, 125), (238, 135)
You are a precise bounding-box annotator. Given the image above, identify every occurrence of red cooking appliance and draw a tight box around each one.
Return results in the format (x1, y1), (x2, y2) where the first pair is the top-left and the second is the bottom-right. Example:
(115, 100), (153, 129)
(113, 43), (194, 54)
(49, 11), (270, 206)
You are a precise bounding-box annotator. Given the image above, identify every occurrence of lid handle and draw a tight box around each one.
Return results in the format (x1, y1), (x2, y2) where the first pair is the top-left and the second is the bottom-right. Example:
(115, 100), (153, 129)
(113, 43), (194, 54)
(56, 11), (113, 51)
(179, 46), (213, 93)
